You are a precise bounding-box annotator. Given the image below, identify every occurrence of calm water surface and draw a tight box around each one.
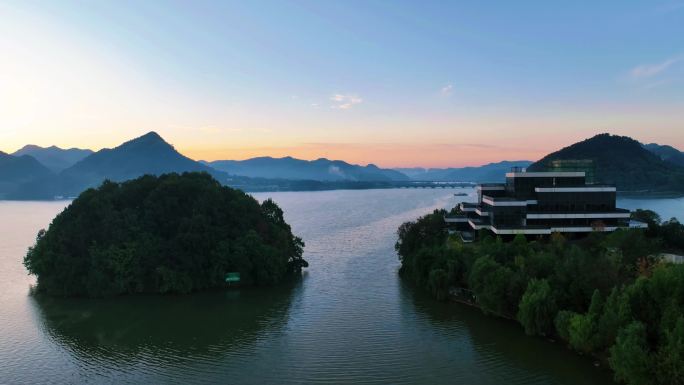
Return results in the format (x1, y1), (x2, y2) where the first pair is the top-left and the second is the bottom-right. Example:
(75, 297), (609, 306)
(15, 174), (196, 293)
(3, 189), (681, 384)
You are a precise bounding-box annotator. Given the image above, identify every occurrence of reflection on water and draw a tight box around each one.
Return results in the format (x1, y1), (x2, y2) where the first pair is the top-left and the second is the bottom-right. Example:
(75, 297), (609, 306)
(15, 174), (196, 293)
(399, 281), (614, 384)
(6, 190), (680, 383)
(31, 282), (299, 360)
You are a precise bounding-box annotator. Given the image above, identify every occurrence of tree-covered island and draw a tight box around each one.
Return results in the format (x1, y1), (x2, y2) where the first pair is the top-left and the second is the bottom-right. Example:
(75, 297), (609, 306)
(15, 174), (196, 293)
(24, 172), (307, 298)
(397, 209), (684, 385)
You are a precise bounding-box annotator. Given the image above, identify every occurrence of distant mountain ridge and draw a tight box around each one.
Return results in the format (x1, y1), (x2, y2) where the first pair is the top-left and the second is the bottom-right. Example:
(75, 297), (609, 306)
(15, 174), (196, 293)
(529, 133), (684, 193)
(0, 151), (56, 199)
(12, 145), (93, 172)
(643, 143), (684, 167)
(395, 160), (533, 182)
(205, 156), (409, 181)
(3, 131), (684, 199)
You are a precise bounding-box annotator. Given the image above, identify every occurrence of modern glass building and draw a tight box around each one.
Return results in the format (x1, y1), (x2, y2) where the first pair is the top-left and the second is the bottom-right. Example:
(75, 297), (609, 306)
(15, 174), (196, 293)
(446, 168), (646, 239)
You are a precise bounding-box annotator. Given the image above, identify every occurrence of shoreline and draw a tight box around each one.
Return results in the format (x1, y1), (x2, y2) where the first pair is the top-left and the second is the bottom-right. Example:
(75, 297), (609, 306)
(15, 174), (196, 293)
(2, 186), (684, 202)
(446, 287), (612, 373)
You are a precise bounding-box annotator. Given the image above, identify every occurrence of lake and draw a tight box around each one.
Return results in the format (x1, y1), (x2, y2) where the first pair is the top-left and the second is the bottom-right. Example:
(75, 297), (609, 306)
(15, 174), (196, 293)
(1, 189), (681, 384)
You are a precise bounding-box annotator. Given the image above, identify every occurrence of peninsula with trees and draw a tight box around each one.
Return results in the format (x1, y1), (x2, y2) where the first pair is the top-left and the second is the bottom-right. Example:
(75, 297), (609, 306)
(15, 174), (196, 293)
(396, 163), (684, 384)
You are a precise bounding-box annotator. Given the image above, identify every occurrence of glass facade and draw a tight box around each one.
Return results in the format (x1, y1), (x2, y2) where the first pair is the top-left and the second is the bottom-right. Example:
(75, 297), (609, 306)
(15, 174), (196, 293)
(506, 176), (586, 199)
(533, 191), (616, 212)
(547, 159), (597, 184)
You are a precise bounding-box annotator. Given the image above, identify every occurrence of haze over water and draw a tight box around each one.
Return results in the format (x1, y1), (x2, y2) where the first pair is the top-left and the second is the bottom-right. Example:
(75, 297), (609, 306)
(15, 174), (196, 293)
(2, 189), (682, 384)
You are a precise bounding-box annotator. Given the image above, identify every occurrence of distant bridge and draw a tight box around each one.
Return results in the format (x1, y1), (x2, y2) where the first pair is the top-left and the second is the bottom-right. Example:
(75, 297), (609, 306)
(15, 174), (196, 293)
(395, 181), (475, 189)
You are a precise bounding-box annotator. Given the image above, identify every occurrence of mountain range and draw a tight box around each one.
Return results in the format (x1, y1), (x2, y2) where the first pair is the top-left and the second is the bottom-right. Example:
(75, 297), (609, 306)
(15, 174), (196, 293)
(0, 132), (412, 199)
(395, 160), (533, 182)
(0, 151), (55, 199)
(12, 145), (93, 172)
(204, 157), (408, 182)
(2, 131), (684, 199)
(642, 143), (684, 167)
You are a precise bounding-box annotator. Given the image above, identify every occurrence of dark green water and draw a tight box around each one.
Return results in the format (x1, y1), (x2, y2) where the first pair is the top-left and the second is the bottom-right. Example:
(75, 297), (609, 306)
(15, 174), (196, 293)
(5, 189), (676, 384)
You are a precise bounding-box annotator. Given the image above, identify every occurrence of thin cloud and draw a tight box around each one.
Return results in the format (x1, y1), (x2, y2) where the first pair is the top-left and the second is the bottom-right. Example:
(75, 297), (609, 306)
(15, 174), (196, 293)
(330, 94), (363, 110)
(441, 84), (453, 96)
(630, 55), (682, 79)
(644, 78), (674, 89)
(656, 1), (684, 13)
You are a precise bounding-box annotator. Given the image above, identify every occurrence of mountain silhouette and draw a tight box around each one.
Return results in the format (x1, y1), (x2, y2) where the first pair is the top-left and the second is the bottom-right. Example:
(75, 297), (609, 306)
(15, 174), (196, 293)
(205, 156), (409, 181)
(643, 143), (684, 167)
(0, 152), (56, 199)
(60, 132), (224, 195)
(13, 145), (93, 172)
(395, 160), (533, 182)
(529, 133), (684, 192)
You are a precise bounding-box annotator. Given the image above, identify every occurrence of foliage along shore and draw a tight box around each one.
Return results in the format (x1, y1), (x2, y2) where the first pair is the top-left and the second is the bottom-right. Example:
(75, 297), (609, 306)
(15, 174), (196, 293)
(24, 172), (308, 298)
(396, 209), (684, 385)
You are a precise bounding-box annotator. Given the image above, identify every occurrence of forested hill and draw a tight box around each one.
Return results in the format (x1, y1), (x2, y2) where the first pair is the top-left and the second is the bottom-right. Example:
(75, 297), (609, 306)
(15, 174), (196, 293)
(529, 134), (684, 193)
(643, 143), (684, 167)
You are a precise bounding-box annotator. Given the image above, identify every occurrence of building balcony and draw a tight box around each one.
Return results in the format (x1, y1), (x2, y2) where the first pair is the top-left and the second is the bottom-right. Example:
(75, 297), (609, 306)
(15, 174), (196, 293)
(490, 225), (552, 235)
(526, 210), (631, 219)
(482, 195), (536, 207)
(476, 183), (505, 192)
(534, 186), (616, 193)
(459, 202), (478, 212)
(444, 215), (468, 223)
(475, 206), (489, 216)
(487, 223), (628, 235)
(468, 218), (491, 230)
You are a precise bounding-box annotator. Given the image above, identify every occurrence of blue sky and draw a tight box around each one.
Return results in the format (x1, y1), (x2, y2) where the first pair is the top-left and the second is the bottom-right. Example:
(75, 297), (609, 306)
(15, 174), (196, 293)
(1, 1), (683, 166)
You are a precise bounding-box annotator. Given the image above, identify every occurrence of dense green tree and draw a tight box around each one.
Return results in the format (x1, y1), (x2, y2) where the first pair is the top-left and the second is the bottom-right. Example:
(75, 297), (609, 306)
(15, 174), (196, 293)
(568, 313), (597, 353)
(660, 219), (684, 251)
(597, 287), (629, 349)
(567, 290), (603, 353)
(24, 172), (307, 297)
(657, 317), (684, 384)
(395, 209), (448, 261)
(517, 278), (557, 336)
(632, 209), (662, 236)
(609, 321), (654, 385)
(428, 268), (449, 301)
(469, 256), (519, 316)
(554, 310), (576, 343)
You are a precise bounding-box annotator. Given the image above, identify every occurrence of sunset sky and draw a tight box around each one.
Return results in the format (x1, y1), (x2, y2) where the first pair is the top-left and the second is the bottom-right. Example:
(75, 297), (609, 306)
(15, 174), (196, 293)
(1, 1), (683, 167)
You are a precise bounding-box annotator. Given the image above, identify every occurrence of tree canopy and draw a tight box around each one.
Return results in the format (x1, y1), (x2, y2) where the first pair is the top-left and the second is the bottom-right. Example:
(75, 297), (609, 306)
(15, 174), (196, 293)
(24, 172), (307, 298)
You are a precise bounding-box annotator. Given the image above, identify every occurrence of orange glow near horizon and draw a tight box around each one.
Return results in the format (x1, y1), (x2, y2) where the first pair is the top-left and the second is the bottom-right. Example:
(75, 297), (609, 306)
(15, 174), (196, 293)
(4, 123), (684, 169)
(181, 143), (550, 168)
